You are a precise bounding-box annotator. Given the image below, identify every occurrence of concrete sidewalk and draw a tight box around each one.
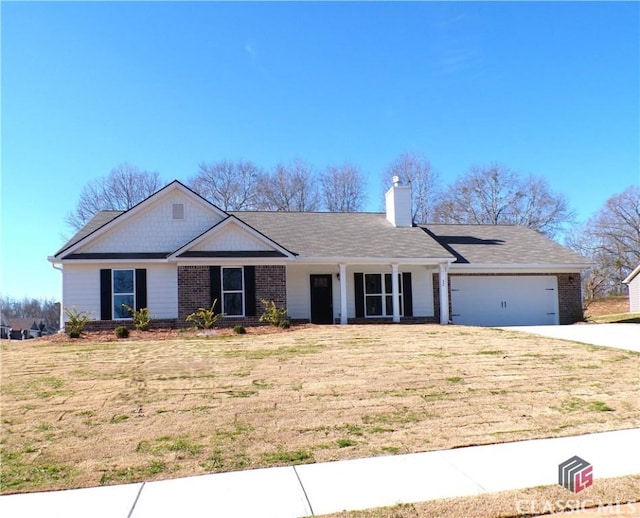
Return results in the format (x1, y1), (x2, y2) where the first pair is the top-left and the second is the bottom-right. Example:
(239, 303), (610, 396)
(1, 428), (638, 518)
(504, 323), (640, 352)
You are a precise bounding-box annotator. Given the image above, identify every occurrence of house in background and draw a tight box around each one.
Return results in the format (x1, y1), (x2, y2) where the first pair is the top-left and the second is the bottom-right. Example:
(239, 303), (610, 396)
(623, 264), (640, 313)
(49, 178), (590, 330)
(1, 317), (45, 339)
(0, 314), (9, 339)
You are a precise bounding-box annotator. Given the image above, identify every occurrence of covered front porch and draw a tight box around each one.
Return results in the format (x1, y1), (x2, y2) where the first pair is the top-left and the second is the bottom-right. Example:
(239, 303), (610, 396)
(285, 261), (452, 325)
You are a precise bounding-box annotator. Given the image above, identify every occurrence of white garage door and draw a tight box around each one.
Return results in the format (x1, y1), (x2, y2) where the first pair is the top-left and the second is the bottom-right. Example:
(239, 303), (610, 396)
(450, 275), (559, 326)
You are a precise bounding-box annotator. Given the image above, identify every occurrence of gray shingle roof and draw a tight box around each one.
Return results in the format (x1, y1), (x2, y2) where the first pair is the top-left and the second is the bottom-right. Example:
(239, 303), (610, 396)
(231, 211), (453, 259)
(56, 211), (124, 256)
(422, 224), (591, 265)
(54, 208), (589, 267)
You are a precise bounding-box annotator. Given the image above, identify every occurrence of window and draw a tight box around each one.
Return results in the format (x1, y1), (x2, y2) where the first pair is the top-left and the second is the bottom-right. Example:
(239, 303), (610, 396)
(364, 273), (402, 317)
(113, 269), (135, 319)
(222, 267), (244, 316)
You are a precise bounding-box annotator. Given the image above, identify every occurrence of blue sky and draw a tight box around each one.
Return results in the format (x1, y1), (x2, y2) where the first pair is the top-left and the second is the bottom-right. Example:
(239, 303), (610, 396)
(1, 1), (639, 301)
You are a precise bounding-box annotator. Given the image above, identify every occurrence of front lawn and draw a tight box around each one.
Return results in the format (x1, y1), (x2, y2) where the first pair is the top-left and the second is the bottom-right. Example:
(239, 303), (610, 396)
(1, 325), (639, 494)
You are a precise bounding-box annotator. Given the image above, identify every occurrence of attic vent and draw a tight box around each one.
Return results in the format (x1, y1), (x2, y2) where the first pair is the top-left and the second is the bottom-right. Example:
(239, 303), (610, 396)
(172, 203), (185, 220)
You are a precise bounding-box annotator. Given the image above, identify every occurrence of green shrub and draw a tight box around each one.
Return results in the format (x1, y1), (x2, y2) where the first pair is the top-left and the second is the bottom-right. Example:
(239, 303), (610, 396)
(64, 307), (90, 338)
(259, 300), (288, 327)
(114, 326), (129, 339)
(279, 320), (290, 329)
(186, 300), (222, 329)
(122, 305), (151, 331)
(233, 325), (246, 334)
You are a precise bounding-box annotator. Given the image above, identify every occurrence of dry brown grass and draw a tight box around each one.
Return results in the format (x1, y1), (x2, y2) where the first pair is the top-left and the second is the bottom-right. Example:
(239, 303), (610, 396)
(585, 296), (629, 318)
(2, 324), (639, 495)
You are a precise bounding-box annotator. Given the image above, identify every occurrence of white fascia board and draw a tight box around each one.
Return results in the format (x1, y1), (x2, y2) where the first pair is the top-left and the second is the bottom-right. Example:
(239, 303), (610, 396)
(175, 257), (293, 266)
(448, 263), (591, 274)
(52, 258), (170, 265)
(623, 264), (640, 284)
(291, 256), (454, 265)
(169, 216), (295, 260)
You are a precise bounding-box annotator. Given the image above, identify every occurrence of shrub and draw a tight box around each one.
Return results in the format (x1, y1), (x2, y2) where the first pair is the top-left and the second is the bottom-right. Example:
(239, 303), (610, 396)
(233, 325), (246, 335)
(64, 307), (90, 338)
(114, 326), (129, 339)
(259, 300), (288, 327)
(122, 305), (151, 331)
(186, 300), (222, 329)
(279, 320), (290, 329)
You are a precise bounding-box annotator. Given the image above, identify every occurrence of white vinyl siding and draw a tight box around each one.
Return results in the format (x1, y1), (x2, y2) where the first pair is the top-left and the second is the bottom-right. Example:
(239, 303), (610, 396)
(629, 277), (640, 313)
(286, 264), (434, 320)
(62, 264), (178, 322)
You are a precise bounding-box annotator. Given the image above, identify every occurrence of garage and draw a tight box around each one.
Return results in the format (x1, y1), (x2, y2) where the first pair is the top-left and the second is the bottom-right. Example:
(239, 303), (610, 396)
(450, 275), (559, 326)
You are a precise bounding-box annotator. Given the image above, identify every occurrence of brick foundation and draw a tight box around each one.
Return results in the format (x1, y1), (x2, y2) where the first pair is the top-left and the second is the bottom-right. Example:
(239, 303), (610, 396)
(84, 319), (178, 331)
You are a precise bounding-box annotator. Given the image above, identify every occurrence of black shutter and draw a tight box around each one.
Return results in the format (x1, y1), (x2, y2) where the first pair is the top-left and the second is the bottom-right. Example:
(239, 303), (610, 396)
(210, 266), (221, 313)
(100, 269), (112, 320)
(402, 272), (413, 317)
(135, 269), (147, 310)
(354, 273), (365, 318)
(244, 266), (256, 317)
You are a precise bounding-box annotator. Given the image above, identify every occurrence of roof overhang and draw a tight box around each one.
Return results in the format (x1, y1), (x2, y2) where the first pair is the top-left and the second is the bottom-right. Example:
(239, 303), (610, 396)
(448, 262), (592, 274)
(290, 256), (454, 265)
(623, 264), (640, 284)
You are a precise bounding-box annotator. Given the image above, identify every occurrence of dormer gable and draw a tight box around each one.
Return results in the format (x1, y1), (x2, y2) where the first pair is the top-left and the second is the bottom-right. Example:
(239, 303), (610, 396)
(170, 216), (295, 260)
(54, 181), (229, 259)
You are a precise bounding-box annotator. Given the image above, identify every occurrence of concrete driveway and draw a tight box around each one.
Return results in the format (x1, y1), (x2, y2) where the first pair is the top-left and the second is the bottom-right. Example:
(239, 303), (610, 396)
(503, 323), (640, 352)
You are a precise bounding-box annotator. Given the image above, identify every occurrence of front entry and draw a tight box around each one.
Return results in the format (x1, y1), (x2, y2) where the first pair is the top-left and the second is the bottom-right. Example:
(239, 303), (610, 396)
(310, 274), (333, 324)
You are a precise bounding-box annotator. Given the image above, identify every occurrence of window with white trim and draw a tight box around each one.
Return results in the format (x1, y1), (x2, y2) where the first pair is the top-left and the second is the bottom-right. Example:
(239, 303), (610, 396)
(113, 269), (135, 319)
(222, 267), (244, 316)
(364, 273), (403, 317)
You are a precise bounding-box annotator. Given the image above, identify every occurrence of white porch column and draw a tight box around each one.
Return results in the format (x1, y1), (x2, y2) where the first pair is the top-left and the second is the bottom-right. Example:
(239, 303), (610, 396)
(391, 263), (400, 323)
(439, 263), (450, 324)
(339, 264), (348, 325)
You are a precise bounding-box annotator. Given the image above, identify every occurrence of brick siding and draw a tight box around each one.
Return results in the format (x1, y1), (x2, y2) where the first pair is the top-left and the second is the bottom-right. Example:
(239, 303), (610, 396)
(84, 319), (178, 332)
(177, 264), (288, 328)
(556, 273), (584, 324)
(177, 265), (211, 324)
(255, 265), (286, 310)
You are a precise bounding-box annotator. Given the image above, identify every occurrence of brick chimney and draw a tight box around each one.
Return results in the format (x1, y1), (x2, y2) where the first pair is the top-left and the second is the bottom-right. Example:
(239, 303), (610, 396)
(385, 176), (412, 227)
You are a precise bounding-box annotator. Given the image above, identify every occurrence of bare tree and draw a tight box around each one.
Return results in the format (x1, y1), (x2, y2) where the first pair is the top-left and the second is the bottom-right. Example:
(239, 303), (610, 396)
(188, 160), (264, 211)
(257, 159), (320, 211)
(0, 296), (60, 331)
(320, 163), (367, 212)
(383, 152), (440, 223)
(567, 185), (640, 297)
(66, 164), (163, 231)
(434, 164), (574, 238)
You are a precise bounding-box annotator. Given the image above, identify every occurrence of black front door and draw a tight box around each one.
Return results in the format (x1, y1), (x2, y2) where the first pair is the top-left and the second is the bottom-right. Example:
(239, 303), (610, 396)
(310, 274), (333, 324)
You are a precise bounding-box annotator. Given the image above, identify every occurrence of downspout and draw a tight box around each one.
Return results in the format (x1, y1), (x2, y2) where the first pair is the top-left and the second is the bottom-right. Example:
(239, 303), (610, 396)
(50, 261), (64, 333)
